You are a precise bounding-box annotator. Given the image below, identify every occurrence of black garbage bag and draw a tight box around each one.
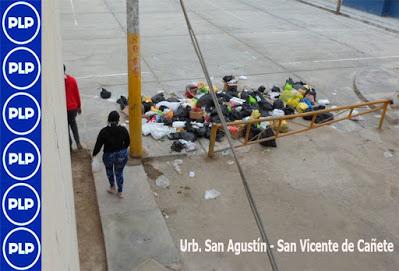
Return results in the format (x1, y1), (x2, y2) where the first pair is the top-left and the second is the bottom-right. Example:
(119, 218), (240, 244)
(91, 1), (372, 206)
(174, 105), (190, 118)
(259, 100), (273, 111)
(284, 106), (295, 115)
(273, 99), (285, 110)
(142, 101), (153, 113)
(302, 105), (333, 123)
(271, 86), (281, 92)
(205, 126), (224, 142)
(303, 108), (314, 121)
(249, 126), (277, 147)
(240, 91), (250, 101)
(259, 109), (271, 117)
(166, 96), (180, 102)
(286, 78), (295, 86)
(100, 88), (111, 99)
(258, 85), (266, 93)
(230, 110), (242, 121)
(293, 81), (306, 90)
(151, 93), (165, 104)
(168, 132), (197, 142)
(195, 127), (207, 138)
(117, 96), (128, 110)
(315, 112), (334, 124)
(197, 93), (214, 108)
(223, 75), (235, 83)
(239, 104), (253, 118)
(217, 92), (233, 102)
(171, 141), (185, 152)
(259, 127), (277, 148)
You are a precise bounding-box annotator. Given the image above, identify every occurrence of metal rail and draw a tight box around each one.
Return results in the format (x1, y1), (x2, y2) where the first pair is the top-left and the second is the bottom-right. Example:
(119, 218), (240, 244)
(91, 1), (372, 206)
(208, 99), (392, 157)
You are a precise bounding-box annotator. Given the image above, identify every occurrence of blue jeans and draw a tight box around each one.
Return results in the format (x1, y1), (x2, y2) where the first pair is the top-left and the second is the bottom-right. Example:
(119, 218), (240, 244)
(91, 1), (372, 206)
(102, 149), (128, 193)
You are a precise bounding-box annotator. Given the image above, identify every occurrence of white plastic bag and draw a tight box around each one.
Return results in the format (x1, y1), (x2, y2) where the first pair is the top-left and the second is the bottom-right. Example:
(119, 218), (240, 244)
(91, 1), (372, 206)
(91, 157), (102, 173)
(272, 109), (285, 117)
(155, 175), (170, 189)
(156, 101), (181, 112)
(318, 99), (330, 106)
(151, 124), (175, 140)
(204, 189), (221, 200)
(142, 122), (155, 136)
(179, 140), (197, 152)
(172, 121), (186, 129)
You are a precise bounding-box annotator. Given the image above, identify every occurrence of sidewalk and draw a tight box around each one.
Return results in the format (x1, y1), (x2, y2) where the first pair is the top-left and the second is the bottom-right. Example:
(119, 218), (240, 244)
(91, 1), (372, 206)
(297, 0), (399, 33)
(92, 164), (181, 271)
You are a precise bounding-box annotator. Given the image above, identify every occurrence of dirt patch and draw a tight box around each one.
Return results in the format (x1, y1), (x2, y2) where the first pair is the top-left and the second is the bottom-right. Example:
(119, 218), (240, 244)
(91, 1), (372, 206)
(143, 160), (164, 180)
(71, 149), (107, 271)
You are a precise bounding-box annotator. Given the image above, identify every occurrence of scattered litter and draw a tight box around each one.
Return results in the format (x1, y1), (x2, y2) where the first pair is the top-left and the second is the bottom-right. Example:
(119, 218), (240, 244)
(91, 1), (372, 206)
(116, 96), (128, 110)
(384, 151), (394, 158)
(189, 171), (195, 178)
(153, 192), (159, 197)
(239, 75), (248, 80)
(91, 157), (102, 173)
(100, 88), (111, 99)
(227, 160), (234, 165)
(155, 175), (170, 189)
(180, 140), (197, 152)
(350, 110), (363, 121)
(161, 210), (169, 219)
(173, 159), (183, 174)
(331, 125), (337, 129)
(318, 99), (330, 106)
(204, 189), (221, 200)
(221, 150), (231, 156)
(171, 141), (185, 152)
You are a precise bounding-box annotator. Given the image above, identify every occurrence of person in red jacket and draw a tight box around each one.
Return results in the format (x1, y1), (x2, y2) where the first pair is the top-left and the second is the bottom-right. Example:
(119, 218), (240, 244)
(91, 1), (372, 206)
(64, 65), (83, 150)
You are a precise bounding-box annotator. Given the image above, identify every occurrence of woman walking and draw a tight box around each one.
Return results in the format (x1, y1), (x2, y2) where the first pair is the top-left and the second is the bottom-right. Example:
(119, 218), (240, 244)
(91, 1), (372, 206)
(93, 111), (130, 198)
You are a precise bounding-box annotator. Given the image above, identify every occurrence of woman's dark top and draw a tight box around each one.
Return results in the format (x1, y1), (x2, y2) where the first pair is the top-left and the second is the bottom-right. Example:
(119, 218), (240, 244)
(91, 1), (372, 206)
(92, 125), (130, 156)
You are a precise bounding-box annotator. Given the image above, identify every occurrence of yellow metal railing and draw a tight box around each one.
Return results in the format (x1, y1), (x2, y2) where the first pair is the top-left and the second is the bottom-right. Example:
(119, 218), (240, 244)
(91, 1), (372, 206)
(208, 99), (392, 157)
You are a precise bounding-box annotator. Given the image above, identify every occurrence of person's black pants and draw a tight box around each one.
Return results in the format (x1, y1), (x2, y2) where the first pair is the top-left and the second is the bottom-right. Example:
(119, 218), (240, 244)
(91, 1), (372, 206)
(67, 109), (80, 146)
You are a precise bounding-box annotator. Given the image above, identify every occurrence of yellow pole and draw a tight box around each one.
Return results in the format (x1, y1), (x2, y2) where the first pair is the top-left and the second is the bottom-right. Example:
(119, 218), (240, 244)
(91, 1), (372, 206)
(127, 0), (142, 158)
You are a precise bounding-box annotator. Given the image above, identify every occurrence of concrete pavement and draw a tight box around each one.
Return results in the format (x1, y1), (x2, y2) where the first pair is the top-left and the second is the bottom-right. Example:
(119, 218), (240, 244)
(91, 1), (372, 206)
(92, 164), (181, 270)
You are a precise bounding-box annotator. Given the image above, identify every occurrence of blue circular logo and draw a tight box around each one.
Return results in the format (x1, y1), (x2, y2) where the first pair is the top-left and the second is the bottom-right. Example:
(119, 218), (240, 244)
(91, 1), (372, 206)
(2, 47), (41, 90)
(2, 1), (40, 45)
(3, 93), (41, 136)
(2, 138), (41, 181)
(2, 227), (41, 270)
(2, 183), (40, 226)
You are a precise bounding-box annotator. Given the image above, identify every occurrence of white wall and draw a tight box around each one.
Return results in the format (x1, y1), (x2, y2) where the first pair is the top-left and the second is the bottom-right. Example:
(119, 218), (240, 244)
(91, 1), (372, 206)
(42, 0), (80, 270)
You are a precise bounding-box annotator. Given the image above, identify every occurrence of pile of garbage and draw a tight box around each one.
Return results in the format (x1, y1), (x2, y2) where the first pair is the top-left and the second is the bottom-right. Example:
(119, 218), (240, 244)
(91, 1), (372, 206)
(139, 76), (334, 152)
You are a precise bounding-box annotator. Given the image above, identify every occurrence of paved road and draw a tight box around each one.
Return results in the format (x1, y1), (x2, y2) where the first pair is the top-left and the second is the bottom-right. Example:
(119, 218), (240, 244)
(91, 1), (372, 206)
(60, 0), (399, 147)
